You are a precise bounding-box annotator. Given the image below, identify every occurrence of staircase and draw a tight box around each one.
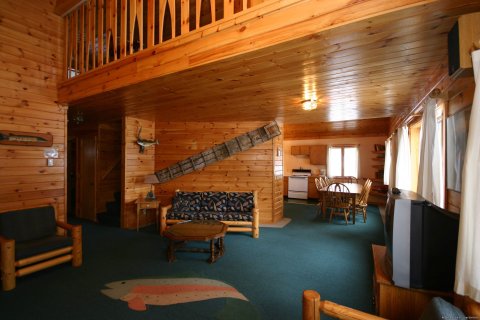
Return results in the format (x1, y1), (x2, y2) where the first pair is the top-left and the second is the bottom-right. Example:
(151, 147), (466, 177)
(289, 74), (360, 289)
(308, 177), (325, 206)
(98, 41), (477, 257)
(97, 191), (121, 227)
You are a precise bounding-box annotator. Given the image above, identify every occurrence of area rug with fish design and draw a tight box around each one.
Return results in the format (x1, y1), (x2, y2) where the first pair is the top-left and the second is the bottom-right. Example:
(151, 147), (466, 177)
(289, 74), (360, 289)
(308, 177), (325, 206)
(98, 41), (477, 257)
(102, 278), (248, 311)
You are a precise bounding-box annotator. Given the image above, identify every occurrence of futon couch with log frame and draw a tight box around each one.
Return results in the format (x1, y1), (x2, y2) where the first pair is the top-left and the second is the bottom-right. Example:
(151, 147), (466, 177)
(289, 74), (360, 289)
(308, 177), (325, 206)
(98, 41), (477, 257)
(0, 205), (82, 291)
(160, 190), (259, 238)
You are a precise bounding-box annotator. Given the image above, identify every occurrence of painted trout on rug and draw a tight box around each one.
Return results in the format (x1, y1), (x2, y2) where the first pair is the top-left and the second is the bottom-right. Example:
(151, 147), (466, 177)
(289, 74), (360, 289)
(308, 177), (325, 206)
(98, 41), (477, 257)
(101, 278), (248, 311)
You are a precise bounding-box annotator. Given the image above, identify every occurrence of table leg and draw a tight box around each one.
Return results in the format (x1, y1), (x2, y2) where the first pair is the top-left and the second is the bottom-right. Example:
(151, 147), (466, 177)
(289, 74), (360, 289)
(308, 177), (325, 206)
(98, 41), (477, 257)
(322, 192), (326, 219)
(208, 239), (216, 263)
(353, 194), (356, 224)
(167, 240), (176, 262)
(218, 237), (225, 256)
(136, 206), (140, 232)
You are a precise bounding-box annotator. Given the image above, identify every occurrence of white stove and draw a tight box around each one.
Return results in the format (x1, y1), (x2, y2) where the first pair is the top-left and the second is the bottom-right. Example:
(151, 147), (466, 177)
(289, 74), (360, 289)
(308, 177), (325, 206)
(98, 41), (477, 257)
(288, 169), (312, 199)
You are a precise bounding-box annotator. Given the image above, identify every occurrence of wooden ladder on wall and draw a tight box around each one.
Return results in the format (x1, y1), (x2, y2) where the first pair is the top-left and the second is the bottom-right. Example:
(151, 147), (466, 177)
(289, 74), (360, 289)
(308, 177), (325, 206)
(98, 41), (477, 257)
(154, 121), (281, 183)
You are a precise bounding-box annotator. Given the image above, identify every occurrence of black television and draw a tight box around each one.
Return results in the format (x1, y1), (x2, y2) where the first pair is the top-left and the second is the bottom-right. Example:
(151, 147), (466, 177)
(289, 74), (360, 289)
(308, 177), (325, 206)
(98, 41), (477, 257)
(384, 188), (459, 291)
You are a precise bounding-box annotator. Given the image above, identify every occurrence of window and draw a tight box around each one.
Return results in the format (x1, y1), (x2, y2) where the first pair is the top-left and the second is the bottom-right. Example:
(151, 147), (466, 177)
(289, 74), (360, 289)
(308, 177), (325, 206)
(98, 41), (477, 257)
(327, 145), (359, 178)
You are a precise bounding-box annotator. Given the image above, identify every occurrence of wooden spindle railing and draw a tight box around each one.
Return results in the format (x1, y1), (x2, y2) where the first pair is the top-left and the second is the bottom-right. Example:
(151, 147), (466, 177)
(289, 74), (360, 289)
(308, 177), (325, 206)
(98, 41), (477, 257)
(64, 0), (262, 79)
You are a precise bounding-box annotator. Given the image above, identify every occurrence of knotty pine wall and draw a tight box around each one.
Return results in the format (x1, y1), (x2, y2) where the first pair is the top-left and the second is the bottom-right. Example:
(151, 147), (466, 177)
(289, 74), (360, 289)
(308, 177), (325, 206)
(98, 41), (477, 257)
(272, 132), (284, 223)
(123, 117), (156, 229)
(97, 122), (122, 214)
(154, 121), (284, 224)
(0, 1), (66, 218)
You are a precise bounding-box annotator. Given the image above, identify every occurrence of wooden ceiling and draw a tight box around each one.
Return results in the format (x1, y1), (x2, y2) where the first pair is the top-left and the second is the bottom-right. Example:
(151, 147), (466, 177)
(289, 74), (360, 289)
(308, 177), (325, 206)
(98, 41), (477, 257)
(66, 0), (480, 128)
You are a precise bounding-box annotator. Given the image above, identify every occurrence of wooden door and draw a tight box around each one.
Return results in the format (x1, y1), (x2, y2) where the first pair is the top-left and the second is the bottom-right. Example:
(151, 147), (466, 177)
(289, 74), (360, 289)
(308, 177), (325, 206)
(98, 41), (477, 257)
(77, 136), (97, 221)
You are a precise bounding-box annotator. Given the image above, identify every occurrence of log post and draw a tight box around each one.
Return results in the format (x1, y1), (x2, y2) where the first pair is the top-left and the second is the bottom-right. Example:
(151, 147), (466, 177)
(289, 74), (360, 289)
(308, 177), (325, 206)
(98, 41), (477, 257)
(0, 237), (16, 291)
(160, 204), (172, 235)
(252, 190), (259, 238)
(71, 225), (83, 267)
(303, 290), (321, 320)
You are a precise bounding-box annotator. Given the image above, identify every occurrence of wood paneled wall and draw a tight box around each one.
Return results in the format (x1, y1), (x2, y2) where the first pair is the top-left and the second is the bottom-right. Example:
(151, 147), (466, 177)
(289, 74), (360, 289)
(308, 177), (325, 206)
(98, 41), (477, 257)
(284, 118), (391, 140)
(0, 1), (66, 218)
(123, 116), (156, 228)
(154, 121), (282, 224)
(272, 131), (284, 223)
(97, 121), (122, 213)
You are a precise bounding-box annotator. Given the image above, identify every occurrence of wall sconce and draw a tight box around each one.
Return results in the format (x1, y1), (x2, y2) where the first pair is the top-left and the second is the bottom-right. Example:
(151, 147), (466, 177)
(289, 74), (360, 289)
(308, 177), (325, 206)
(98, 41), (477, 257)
(43, 147), (59, 167)
(302, 99), (317, 111)
(143, 174), (160, 200)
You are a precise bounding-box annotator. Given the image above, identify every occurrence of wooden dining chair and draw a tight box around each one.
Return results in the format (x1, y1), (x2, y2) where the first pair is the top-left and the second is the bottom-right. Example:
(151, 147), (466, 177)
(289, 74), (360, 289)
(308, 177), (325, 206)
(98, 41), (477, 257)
(354, 179), (372, 222)
(348, 176), (358, 183)
(326, 183), (352, 224)
(314, 178), (327, 217)
(315, 178), (324, 216)
(332, 176), (356, 183)
(323, 176), (331, 185)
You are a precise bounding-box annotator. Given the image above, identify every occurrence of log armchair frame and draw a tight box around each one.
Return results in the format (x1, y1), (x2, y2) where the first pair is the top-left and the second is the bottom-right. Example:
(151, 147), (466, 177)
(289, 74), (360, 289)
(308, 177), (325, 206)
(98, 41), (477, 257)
(0, 205), (82, 291)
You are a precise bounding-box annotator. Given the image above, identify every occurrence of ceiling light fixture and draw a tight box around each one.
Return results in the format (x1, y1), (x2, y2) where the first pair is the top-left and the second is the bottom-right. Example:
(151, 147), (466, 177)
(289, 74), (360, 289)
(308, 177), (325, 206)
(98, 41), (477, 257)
(302, 99), (317, 111)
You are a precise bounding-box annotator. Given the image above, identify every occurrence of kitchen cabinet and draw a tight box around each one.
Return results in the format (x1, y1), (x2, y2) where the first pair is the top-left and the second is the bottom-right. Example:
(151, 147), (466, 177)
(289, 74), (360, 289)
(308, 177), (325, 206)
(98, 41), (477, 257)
(291, 145), (310, 155)
(309, 145), (327, 165)
(291, 146), (300, 155)
(283, 176), (288, 196)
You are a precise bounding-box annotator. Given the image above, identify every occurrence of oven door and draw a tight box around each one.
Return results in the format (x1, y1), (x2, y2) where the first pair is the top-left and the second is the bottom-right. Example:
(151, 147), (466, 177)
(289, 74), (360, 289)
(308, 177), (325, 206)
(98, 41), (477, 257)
(288, 176), (308, 199)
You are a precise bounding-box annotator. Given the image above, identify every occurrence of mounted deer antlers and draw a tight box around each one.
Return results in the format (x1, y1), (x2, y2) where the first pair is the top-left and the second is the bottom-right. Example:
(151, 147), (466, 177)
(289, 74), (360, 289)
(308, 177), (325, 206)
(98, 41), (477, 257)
(136, 127), (159, 154)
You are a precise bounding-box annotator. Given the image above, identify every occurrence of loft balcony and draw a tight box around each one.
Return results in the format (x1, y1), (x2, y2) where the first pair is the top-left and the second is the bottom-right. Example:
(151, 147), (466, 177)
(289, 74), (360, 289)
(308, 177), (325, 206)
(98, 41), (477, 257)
(57, 0), (433, 106)
(57, 0), (480, 126)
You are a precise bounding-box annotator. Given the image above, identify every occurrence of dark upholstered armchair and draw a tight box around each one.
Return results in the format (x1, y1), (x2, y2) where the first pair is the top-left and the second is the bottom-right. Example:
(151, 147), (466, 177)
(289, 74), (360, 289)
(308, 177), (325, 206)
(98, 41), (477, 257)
(0, 205), (82, 291)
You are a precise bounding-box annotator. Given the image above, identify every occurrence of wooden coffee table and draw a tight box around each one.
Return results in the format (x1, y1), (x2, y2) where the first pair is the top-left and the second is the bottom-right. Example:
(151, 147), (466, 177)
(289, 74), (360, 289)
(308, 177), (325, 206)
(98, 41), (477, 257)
(163, 220), (228, 263)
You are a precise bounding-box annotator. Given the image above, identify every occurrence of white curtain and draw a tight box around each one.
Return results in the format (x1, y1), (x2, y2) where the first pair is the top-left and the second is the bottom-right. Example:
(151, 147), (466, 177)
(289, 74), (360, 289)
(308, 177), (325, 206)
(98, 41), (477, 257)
(417, 98), (437, 202)
(384, 139), (391, 185)
(455, 49), (480, 303)
(432, 114), (445, 206)
(395, 126), (411, 190)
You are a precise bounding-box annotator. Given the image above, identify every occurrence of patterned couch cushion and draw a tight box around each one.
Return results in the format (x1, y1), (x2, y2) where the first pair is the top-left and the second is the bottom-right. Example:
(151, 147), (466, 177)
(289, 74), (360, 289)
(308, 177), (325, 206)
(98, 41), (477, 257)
(201, 192), (228, 212)
(167, 210), (253, 222)
(169, 191), (254, 220)
(172, 192), (203, 212)
(227, 192), (254, 213)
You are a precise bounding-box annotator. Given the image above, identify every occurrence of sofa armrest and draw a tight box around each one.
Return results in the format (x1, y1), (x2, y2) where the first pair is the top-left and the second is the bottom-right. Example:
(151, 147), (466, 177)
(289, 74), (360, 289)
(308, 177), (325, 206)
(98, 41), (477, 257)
(160, 204), (173, 235)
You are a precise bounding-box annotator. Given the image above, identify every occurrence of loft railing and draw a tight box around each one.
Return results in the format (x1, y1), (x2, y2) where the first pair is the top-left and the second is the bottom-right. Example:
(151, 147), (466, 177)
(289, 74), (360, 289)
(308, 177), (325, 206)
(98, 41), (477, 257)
(64, 0), (262, 79)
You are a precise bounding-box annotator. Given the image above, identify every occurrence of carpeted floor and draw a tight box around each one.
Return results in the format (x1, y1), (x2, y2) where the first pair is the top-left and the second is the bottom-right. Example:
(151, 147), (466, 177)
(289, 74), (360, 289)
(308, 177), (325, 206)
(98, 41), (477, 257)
(0, 203), (385, 320)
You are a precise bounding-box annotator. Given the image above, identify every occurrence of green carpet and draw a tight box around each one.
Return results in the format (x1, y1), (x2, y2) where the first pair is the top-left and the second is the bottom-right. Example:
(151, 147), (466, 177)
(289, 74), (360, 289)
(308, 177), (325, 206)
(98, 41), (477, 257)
(0, 203), (385, 319)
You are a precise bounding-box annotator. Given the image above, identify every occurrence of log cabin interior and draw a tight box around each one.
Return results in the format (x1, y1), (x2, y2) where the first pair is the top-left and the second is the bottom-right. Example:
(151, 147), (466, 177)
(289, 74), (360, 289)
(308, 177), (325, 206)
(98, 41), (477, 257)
(1, 0), (480, 318)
